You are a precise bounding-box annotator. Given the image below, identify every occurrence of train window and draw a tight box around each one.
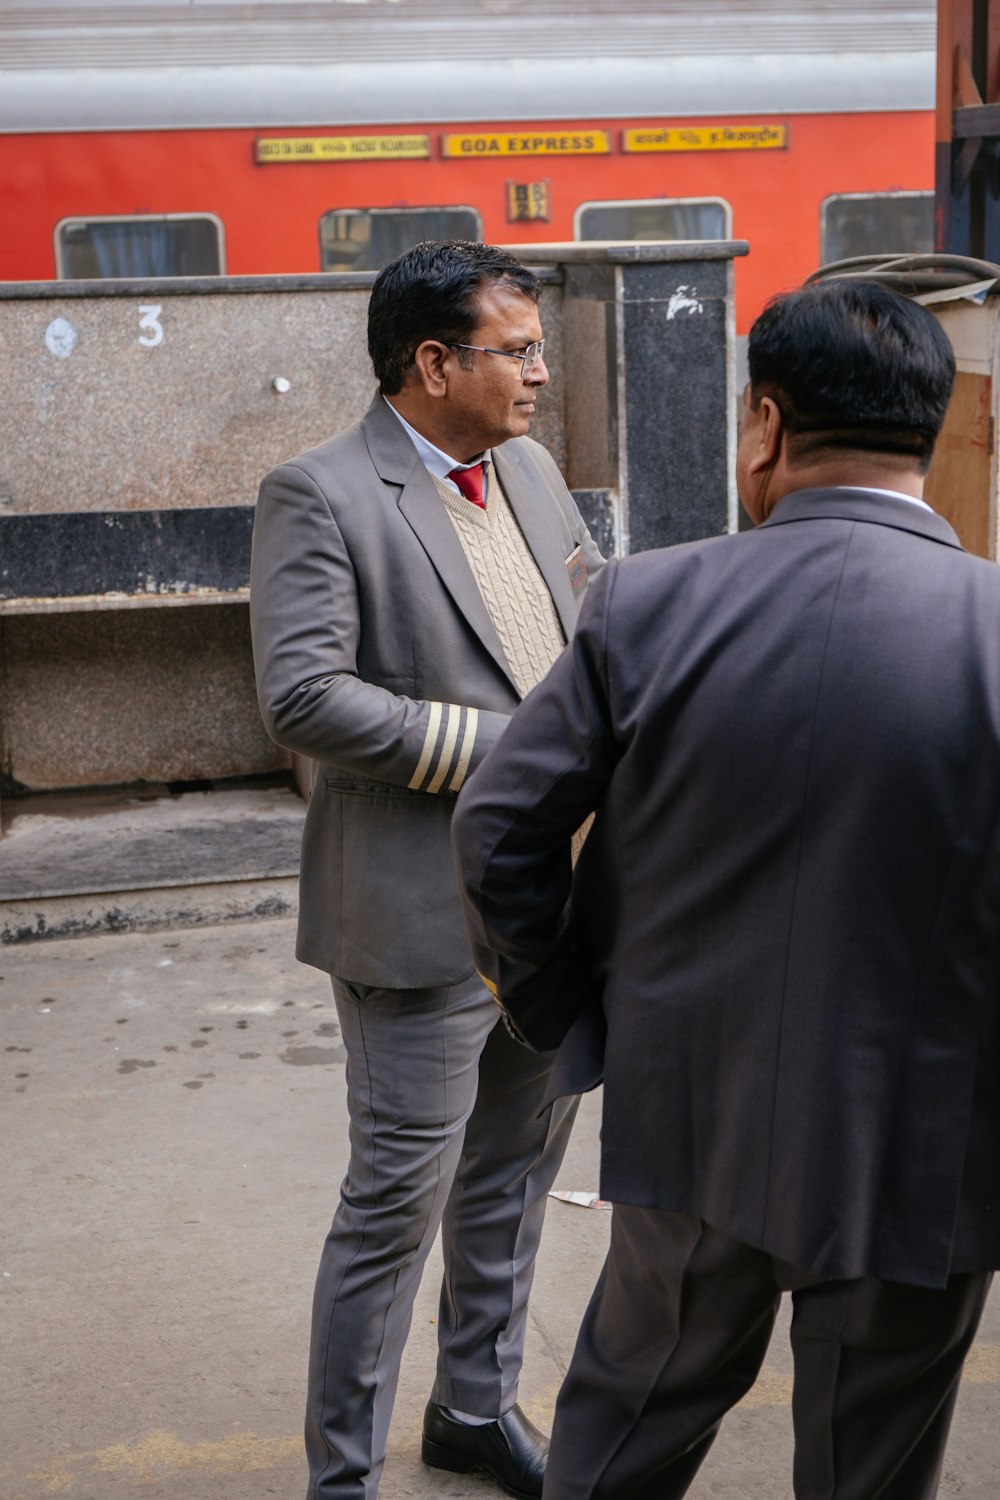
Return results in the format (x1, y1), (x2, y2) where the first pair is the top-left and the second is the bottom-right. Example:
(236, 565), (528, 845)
(55, 214), (225, 279)
(821, 193), (933, 264)
(319, 208), (481, 272)
(575, 198), (730, 243)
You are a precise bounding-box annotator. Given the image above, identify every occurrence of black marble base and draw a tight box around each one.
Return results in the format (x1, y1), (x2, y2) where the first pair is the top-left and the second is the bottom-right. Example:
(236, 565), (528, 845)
(0, 506), (254, 600)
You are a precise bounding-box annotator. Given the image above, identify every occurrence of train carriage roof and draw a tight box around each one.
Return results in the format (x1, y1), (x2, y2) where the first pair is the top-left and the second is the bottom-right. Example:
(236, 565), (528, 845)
(0, 0), (935, 133)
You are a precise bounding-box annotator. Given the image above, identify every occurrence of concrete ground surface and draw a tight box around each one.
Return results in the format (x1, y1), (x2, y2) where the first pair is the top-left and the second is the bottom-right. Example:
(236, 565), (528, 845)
(4, 915), (1000, 1500)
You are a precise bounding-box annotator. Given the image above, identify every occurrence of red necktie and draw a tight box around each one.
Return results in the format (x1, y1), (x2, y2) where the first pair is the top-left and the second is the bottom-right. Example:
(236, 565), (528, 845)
(448, 463), (486, 509)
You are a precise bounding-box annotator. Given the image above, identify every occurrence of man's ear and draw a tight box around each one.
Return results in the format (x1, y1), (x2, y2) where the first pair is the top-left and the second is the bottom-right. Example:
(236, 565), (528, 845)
(744, 395), (784, 477)
(412, 340), (450, 399)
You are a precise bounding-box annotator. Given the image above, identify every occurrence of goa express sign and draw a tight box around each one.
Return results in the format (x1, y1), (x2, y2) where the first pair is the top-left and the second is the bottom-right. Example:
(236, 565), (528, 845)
(442, 133), (611, 157)
(255, 127), (786, 164)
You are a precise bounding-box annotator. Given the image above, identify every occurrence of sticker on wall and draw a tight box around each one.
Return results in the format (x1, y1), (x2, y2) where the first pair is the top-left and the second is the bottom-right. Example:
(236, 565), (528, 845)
(45, 318), (77, 359)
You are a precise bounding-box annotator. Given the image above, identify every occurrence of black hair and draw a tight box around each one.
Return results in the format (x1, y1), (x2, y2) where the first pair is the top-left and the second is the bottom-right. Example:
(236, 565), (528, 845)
(747, 279), (955, 472)
(367, 240), (541, 395)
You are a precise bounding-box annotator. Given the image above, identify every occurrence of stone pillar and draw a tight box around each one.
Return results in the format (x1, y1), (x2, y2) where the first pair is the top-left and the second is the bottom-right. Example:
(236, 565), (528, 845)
(514, 241), (748, 555)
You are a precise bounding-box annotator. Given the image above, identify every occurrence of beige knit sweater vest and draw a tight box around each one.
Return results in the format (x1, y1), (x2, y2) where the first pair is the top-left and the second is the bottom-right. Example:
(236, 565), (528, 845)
(432, 469), (565, 698)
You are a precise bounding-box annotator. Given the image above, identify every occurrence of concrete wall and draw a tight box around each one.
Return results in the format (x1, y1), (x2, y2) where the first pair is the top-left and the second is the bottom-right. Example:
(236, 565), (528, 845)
(0, 276), (565, 517)
(0, 242), (745, 794)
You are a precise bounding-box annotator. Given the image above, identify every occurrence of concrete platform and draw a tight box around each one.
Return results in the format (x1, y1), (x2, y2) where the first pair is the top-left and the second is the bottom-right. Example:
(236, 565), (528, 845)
(0, 780), (302, 943)
(2, 917), (1000, 1500)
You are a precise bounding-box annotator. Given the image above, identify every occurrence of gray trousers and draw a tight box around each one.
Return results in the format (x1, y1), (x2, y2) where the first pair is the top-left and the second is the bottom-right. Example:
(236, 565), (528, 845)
(544, 1207), (991, 1500)
(305, 973), (578, 1500)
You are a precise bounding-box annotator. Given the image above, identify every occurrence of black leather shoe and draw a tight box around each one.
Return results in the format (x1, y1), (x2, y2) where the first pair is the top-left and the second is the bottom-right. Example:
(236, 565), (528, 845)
(421, 1400), (548, 1499)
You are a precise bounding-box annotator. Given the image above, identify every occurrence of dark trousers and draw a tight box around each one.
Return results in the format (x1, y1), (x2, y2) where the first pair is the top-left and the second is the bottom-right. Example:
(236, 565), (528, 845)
(543, 1207), (992, 1500)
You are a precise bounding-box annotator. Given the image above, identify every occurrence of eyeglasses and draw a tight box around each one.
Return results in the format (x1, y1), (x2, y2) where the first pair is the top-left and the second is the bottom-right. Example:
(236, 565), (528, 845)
(442, 339), (546, 378)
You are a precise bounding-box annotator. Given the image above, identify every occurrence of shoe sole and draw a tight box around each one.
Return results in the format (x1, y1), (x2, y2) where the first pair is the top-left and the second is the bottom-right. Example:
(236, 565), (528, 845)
(421, 1434), (541, 1500)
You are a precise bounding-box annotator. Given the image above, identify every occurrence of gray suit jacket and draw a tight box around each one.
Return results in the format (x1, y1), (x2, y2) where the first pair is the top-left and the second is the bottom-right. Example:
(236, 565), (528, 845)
(454, 489), (1000, 1287)
(251, 393), (604, 985)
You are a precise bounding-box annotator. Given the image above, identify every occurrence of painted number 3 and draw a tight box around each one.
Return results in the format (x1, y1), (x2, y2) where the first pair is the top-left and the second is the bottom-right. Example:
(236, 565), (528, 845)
(138, 304), (164, 347)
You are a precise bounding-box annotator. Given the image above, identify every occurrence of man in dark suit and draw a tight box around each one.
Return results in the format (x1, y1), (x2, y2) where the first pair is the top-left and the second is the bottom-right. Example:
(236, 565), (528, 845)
(250, 241), (604, 1500)
(452, 279), (1000, 1499)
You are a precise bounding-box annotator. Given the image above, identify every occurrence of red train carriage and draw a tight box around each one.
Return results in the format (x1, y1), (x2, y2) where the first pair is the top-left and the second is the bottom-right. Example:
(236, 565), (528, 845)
(1, 0), (935, 334)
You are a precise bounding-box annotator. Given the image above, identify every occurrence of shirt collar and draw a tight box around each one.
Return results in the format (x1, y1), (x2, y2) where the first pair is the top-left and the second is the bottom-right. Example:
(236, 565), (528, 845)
(837, 485), (933, 513)
(383, 397), (492, 484)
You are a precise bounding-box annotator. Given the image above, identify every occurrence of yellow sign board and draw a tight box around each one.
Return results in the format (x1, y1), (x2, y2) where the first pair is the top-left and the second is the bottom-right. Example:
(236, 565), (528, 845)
(443, 132), (611, 159)
(623, 125), (787, 153)
(256, 136), (431, 164)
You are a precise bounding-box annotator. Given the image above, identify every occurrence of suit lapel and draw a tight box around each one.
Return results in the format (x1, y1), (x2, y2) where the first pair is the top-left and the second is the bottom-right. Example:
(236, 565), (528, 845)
(492, 443), (578, 638)
(361, 396), (518, 689)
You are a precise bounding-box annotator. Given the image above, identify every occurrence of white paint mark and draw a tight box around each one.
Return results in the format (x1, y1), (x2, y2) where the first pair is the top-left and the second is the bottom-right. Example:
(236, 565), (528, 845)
(666, 286), (703, 320)
(207, 1000), (284, 1015)
(138, 304), (164, 347)
(45, 317), (77, 359)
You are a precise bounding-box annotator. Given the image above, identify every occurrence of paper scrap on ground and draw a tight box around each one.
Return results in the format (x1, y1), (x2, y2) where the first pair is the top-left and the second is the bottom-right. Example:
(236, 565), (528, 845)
(549, 1189), (610, 1209)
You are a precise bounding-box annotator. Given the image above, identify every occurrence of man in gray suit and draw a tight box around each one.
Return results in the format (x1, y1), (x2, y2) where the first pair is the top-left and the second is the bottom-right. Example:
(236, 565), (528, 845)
(250, 241), (604, 1500)
(453, 280), (1000, 1498)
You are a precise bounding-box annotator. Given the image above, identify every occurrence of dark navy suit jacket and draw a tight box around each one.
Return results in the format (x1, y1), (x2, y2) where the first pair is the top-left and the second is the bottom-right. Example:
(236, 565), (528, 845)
(453, 489), (1000, 1288)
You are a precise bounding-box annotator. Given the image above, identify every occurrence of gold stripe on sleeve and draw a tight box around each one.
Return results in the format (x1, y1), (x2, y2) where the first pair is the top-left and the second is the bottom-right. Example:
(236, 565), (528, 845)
(427, 702), (460, 794)
(478, 971), (499, 1000)
(448, 706), (479, 793)
(408, 700), (443, 790)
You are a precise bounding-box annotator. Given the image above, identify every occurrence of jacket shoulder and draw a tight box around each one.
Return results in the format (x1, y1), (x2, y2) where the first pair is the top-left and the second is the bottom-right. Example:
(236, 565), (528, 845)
(265, 418), (369, 481)
(613, 530), (743, 584)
